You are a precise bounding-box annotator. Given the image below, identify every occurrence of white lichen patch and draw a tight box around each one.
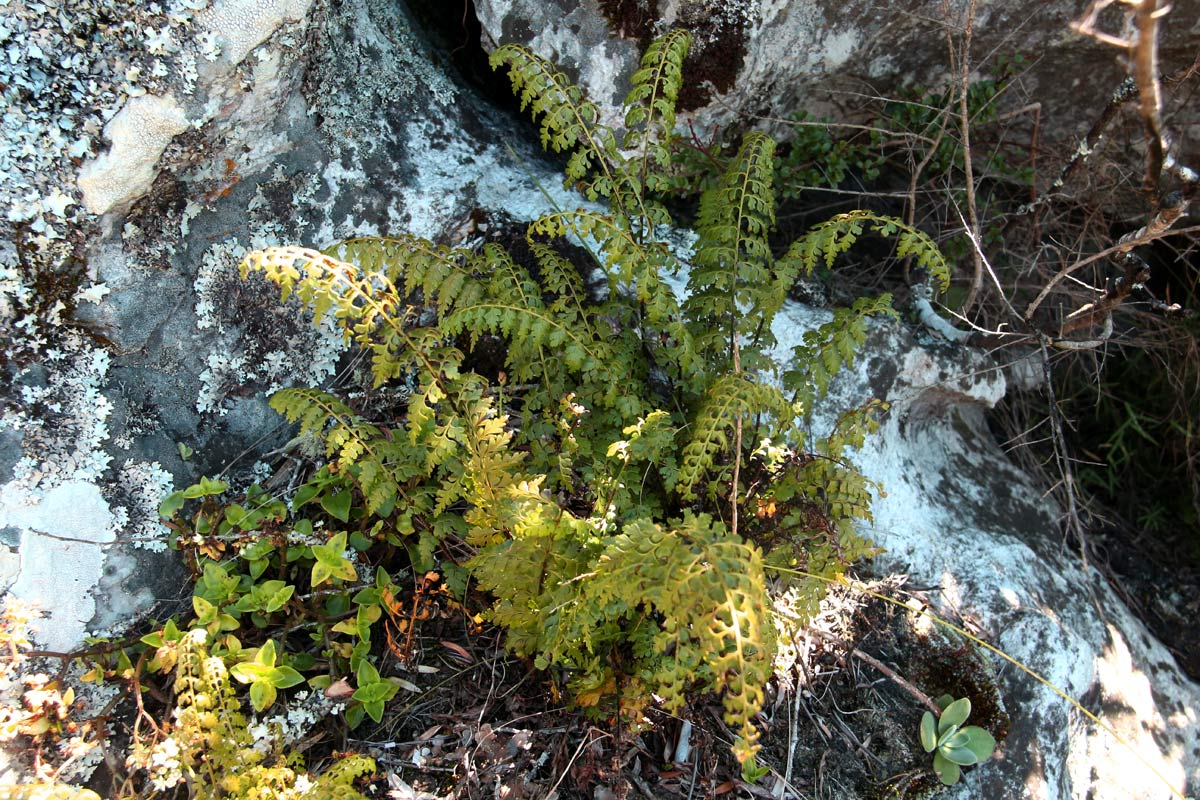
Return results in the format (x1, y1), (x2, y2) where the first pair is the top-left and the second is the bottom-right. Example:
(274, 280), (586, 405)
(1, 0), (220, 238)
(307, 0), (455, 155)
(193, 232), (344, 415)
(5, 337), (113, 489)
(195, 0), (313, 68)
(396, 117), (577, 242)
(111, 460), (175, 552)
(77, 93), (191, 215)
(0, 480), (114, 652)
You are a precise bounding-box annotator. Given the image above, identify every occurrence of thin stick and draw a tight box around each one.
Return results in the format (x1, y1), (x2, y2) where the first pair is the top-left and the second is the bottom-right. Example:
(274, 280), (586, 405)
(957, 0), (985, 315)
(1023, 224), (1200, 321)
(851, 649), (942, 715)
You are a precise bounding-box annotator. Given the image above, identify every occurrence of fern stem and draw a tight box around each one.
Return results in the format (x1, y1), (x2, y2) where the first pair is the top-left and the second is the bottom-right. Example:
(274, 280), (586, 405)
(730, 334), (743, 540)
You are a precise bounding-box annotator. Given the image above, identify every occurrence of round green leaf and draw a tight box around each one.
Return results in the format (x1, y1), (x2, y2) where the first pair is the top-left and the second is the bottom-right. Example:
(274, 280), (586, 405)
(192, 595), (216, 621)
(255, 639), (278, 667)
(321, 490), (352, 523)
(230, 662), (271, 684)
(920, 711), (939, 752)
(959, 726), (996, 762)
(932, 750), (962, 786)
(356, 659), (381, 686)
(249, 680), (276, 711)
(268, 666), (304, 689)
(353, 681), (399, 705)
(942, 743), (981, 766)
(362, 699), (385, 724)
(158, 491), (186, 519)
(938, 697), (971, 735)
(262, 582), (295, 613)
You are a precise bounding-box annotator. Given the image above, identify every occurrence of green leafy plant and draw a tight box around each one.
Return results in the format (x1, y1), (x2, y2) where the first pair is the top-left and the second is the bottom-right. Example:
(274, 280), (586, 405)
(151, 470), (409, 728)
(228, 640), (304, 712)
(229, 30), (950, 762)
(128, 629), (375, 799)
(349, 659), (400, 727)
(919, 695), (997, 786)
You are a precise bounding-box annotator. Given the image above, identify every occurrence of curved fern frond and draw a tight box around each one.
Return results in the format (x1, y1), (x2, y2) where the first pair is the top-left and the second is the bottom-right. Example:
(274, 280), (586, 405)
(529, 210), (695, 374)
(686, 132), (777, 360)
(623, 28), (691, 215)
(270, 388), (421, 516)
(446, 301), (609, 375)
(778, 210), (950, 293)
(327, 236), (485, 321)
(240, 246), (464, 387)
(490, 44), (621, 202)
(313, 755), (377, 796)
(530, 209), (650, 289)
(678, 374), (792, 499)
(588, 513), (772, 761)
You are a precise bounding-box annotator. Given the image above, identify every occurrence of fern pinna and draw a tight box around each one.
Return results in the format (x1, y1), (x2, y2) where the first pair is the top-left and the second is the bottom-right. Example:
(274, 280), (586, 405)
(237, 30), (948, 762)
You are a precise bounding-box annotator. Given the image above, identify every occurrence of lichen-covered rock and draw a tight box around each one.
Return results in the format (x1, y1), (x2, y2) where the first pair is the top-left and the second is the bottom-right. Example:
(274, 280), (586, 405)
(0, 0), (1196, 796)
(805, 316), (1200, 799)
(0, 0), (582, 657)
(474, 0), (1200, 156)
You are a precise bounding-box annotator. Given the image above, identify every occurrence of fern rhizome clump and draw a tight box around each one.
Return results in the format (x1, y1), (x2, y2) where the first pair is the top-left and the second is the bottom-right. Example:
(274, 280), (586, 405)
(236, 30), (947, 761)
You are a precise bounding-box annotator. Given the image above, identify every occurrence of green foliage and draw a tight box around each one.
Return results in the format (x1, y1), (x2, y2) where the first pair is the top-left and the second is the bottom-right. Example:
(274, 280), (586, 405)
(919, 695), (997, 786)
(128, 629), (374, 799)
(228, 640), (304, 712)
(229, 30), (946, 763)
(785, 210), (949, 293)
(153, 471), (406, 728)
(774, 111), (886, 198)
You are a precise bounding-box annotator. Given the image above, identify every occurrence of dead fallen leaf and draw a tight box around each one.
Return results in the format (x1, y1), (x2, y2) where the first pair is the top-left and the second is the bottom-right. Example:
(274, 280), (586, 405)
(441, 640), (473, 664)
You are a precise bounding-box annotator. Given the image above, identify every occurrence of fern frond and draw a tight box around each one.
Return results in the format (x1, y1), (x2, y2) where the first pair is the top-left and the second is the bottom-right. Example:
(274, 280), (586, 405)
(685, 132), (777, 359)
(470, 526), (592, 657)
(490, 44), (621, 202)
(240, 245), (464, 387)
(783, 295), (897, 416)
(529, 210), (695, 374)
(779, 210), (950, 293)
(623, 29), (691, 209)
(270, 388), (421, 516)
(327, 236), (485, 320)
(312, 754), (376, 794)
(678, 374), (792, 499)
(589, 513), (772, 760)
(824, 398), (888, 460)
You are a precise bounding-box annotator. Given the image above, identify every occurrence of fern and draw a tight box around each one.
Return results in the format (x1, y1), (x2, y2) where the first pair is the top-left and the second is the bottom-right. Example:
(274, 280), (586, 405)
(783, 294), (898, 414)
(781, 210), (951, 293)
(232, 29), (950, 768)
(678, 374), (792, 499)
(622, 28), (691, 227)
(129, 630), (374, 800)
(489, 43), (622, 206)
(581, 514), (772, 761)
(685, 132), (778, 362)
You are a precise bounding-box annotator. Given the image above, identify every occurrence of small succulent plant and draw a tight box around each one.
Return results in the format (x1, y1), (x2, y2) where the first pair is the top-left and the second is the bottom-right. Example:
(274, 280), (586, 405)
(919, 695), (996, 786)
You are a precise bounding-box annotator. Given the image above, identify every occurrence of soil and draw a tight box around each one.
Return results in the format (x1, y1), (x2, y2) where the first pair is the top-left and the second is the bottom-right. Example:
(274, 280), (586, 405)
(278, 575), (1010, 800)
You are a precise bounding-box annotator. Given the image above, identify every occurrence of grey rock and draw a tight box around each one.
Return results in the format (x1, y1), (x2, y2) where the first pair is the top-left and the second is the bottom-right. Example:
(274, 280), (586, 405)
(474, 0), (1200, 158)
